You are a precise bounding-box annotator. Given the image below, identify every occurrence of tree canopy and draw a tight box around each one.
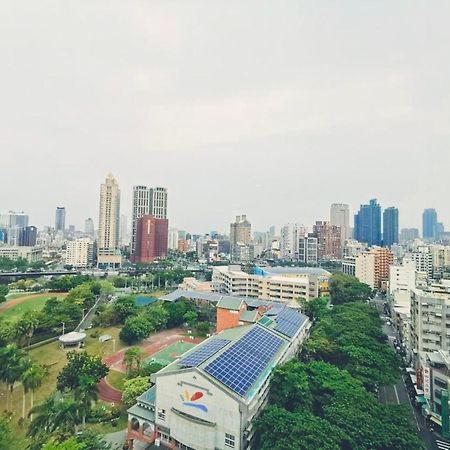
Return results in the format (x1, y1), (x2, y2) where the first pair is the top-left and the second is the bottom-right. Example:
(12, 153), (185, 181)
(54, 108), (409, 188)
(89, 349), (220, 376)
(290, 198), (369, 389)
(329, 273), (372, 305)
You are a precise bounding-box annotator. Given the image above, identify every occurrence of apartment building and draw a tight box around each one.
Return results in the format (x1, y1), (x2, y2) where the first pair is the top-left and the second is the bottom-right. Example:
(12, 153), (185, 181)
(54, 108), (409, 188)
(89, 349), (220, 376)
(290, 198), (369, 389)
(65, 238), (94, 268)
(354, 247), (393, 290)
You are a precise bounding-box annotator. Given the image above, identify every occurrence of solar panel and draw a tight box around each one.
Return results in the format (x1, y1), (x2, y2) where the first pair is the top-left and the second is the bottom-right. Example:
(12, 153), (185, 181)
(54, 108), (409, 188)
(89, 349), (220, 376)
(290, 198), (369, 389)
(204, 327), (284, 396)
(274, 308), (307, 338)
(179, 338), (231, 367)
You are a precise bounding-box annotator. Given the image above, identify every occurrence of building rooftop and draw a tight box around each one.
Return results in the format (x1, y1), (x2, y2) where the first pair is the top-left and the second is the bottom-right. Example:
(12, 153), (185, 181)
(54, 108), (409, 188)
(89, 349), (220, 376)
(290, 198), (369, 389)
(255, 266), (331, 277)
(216, 296), (245, 310)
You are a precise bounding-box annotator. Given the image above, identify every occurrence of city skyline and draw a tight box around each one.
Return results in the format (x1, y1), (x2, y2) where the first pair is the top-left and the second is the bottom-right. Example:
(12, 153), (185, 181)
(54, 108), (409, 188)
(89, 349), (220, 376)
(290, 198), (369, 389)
(0, 2), (449, 232)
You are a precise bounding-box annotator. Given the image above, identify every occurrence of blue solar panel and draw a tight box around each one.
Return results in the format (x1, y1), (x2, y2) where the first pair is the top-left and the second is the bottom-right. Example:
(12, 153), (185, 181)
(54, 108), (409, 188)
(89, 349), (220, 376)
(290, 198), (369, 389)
(204, 327), (284, 396)
(179, 338), (231, 367)
(274, 308), (306, 338)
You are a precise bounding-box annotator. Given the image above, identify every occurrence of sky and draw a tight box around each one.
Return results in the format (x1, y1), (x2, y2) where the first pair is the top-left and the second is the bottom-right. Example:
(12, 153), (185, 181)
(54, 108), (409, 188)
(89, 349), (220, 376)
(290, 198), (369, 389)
(1, 1), (449, 234)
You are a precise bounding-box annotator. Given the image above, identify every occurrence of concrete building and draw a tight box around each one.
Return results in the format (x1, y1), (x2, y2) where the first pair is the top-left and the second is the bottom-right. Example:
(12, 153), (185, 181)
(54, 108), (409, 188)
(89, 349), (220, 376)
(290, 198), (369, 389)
(389, 259), (417, 295)
(84, 218), (95, 237)
(313, 221), (341, 260)
(132, 215), (168, 263)
(0, 211), (29, 246)
(400, 228), (420, 244)
(168, 228), (179, 250)
(280, 223), (306, 259)
(298, 233), (318, 265)
(408, 249), (434, 280)
(431, 246), (450, 272)
(18, 226), (37, 247)
(330, 203), (350, 244)
(55, 207), (66, 232)
(230, 243), (255, 263)
(0, 246), (42, 262)
(411, 283), (450, 354)
(213, 265), (329, 305)
(342, 256), (356, 277)
(97, 174), (121, 269)
(131, 186), (168, 254)
(343, 239), (366, 258)
(65, 238), (94, 268)
(126, 312), (310, 450)
(230, 215), (252, 262)
(354, 247), (394, 290)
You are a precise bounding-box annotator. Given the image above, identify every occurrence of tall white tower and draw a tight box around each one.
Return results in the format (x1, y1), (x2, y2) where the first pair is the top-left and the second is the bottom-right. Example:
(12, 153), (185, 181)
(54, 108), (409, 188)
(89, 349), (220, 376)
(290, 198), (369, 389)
(97, 174), (121, 269)
(330, 203), (350, 244)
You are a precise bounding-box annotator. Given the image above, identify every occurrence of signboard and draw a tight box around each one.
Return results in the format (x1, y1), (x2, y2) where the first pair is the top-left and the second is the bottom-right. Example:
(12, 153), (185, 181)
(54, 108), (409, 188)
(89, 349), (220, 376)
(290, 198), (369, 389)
(423, 367), (431, 399)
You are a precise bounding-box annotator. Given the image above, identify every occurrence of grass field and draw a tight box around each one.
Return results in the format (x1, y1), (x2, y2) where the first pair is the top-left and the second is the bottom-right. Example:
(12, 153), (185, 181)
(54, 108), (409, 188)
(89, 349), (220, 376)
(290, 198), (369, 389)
(106, 369), (127, 391)
(1, 295), (65, 320)
(5, 292), (35, 301)
(0, 325), (126, 445)
(145, 341), (196, 366)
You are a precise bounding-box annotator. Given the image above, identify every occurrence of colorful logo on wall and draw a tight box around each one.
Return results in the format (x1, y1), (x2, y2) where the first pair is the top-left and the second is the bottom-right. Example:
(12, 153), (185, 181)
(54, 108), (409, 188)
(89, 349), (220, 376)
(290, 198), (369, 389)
(180, 390), (208, 413)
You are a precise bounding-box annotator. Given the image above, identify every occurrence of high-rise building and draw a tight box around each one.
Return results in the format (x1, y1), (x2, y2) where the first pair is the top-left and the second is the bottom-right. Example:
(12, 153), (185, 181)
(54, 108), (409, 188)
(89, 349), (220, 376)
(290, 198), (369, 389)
(0, 211), (29, 245)
(423, 208), (438, 241)
(354, 199), (382, 247)
(18, 226), (37, 247)
(120, 214), (128, 245)
(298, 233), (318, 264)
(131, 186), (168, 253)
(97, 174), (121, 269)
(400, 228), (420, 244)
(168, 228), (179, 250)
(132, 215), (168, 263)
(280, 223), (306, 259)
(313, 221), (342, 260)
(383, 207), (399, 247)
(84, 218), (95, 236)
(66, 238), (94, 268)
(354, 247), (393, 289)
(55, 207), (66, 232)
(330, 203), (350, 244)
(230, 215), (252, 246)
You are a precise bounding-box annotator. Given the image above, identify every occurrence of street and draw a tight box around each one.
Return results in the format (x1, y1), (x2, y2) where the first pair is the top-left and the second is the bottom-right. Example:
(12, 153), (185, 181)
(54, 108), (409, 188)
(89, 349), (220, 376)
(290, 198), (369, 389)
(372, 294), (449, 450)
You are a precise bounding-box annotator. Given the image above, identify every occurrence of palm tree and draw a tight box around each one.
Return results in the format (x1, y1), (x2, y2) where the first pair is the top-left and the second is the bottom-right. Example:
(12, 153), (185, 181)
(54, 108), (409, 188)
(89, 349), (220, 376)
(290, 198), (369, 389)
(76, 375), (99, 428)
(28, 395), (80, 439)
(0, 344), (30, 411)
(22, 364), (46, 420)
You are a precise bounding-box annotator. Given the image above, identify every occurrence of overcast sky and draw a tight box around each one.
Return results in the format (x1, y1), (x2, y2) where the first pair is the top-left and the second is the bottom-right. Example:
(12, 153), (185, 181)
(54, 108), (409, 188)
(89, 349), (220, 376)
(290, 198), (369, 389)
(1, 1), (449, 234)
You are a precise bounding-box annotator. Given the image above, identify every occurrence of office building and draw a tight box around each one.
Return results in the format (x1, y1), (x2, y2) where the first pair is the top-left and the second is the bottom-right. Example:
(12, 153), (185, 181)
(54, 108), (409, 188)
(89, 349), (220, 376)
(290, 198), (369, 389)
(0, 211), (29, 246)
(97, 174), (121, 269)
(55, 207), (66, 232)
(131, 186), (168, 253)
(84, 218), (95, 236)
(18, 226), (37, 247)
(132, 215), (168, 264)
(280, 223), (305, 259)
(120, 214), (129, 245)
(423, 209), (438, 241)
(383, 207), (399, 247)
(330, 203), (350, 244)
(354, 199), (382, 247)
(298, 233), (318, 264)
(408, 249), (434, 280)
(313, 221), (342, 260)
(127, 313), (310, 450)
(168, 228), (179, 250)
(65, 238), (94, 268)
(0, 246), (42, 262)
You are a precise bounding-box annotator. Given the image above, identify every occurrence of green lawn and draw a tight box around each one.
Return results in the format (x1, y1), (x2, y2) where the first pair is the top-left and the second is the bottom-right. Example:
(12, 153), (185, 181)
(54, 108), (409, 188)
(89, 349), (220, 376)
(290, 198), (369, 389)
(106, 370), (127, 391)
(5, 292), (35, 301)
(2, 295), (63, 320)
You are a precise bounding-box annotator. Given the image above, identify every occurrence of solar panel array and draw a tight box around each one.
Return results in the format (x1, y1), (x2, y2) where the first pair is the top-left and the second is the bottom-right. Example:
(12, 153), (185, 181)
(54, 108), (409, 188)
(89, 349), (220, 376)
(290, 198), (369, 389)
(274, 308), (306, 338)
(204, 327), (284, 396)
(179, 338), (231, 367)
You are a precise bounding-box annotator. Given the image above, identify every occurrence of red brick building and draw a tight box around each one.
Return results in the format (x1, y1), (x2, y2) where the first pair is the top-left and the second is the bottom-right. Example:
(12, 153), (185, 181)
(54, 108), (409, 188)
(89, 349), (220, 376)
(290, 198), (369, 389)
(313, 220), (342, 260)
(132, 215), (168, 263)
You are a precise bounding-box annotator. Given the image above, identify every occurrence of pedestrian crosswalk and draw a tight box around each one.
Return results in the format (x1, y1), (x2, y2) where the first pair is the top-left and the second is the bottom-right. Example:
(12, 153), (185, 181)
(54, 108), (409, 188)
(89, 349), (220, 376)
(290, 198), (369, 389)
(436, 439), (450, 450)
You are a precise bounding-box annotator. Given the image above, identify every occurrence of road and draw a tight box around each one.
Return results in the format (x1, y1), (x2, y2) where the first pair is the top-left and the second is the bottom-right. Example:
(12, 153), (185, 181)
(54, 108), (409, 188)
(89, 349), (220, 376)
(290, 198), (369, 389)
(372, 294), (449, 450)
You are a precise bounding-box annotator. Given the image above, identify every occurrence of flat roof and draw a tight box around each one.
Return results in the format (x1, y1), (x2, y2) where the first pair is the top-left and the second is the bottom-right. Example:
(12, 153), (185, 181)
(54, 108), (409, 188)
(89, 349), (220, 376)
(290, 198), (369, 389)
(58, 331), (86, 344)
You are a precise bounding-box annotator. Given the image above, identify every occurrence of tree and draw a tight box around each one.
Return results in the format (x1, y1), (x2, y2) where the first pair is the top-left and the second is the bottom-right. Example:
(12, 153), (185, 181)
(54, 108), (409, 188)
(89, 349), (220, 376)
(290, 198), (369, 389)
(75, 375), (99, 427)
(119, 315), (152, 345)
(329, 273), (372, 305)
(14, 310), (41, 347)
(0, 284), (9, 303)
(0, 344), (30, 411)
(57, 352), (108, 392)
(183, 310), (198, 327)
(112, 296), (138, 323)
(22, 363), (46, 420)
(0, 417), (14, 450)
(298, 296), (329, 321)
(123, 347), (143, 375)
(42, 437), (85, 450)
(163, 298), (196, 328)
(195, 321), (210, 336)
(122, 376), (150, 406)
(139, 361), (165, 377)
(43, 431), (111, 450)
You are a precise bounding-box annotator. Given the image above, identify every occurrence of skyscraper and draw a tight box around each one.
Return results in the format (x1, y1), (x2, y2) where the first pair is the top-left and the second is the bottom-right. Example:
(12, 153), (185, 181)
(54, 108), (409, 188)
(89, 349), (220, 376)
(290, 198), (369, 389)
(330, 203), (350, 244)
(313, 221), (342, 260)
(230, 215), (252, 246)
(354, 199), (382, 247)
(55, 207), (66, 232)
(132, 215), (169, 263)
(383, 207), (399, 247)
(97, 174), (121, 269)
(84, 218), (95, 236)
(280, 223), (306, 259)
(0, 211), (29, 245)
(131, 186), (168, 253)
(423, 208), (438, 241)
(18, 226), (37, 246)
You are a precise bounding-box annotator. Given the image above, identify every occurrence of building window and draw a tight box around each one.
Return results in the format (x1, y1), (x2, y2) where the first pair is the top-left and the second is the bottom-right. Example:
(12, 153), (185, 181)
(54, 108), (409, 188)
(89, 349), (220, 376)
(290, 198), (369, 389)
(225, 433), (235, 448)
(157, 408), (166, 421)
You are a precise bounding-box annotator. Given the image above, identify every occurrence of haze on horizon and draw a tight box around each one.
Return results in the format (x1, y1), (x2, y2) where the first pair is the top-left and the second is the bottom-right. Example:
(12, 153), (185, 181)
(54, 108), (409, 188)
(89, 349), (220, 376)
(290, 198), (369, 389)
(0, 1), (449, 234)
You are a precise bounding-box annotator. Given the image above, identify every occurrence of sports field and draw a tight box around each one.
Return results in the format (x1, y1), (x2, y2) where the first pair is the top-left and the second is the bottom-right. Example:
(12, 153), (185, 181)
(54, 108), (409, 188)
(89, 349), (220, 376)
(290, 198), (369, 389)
(1, 294), (66, 320)
(145, 341), (196, 365)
